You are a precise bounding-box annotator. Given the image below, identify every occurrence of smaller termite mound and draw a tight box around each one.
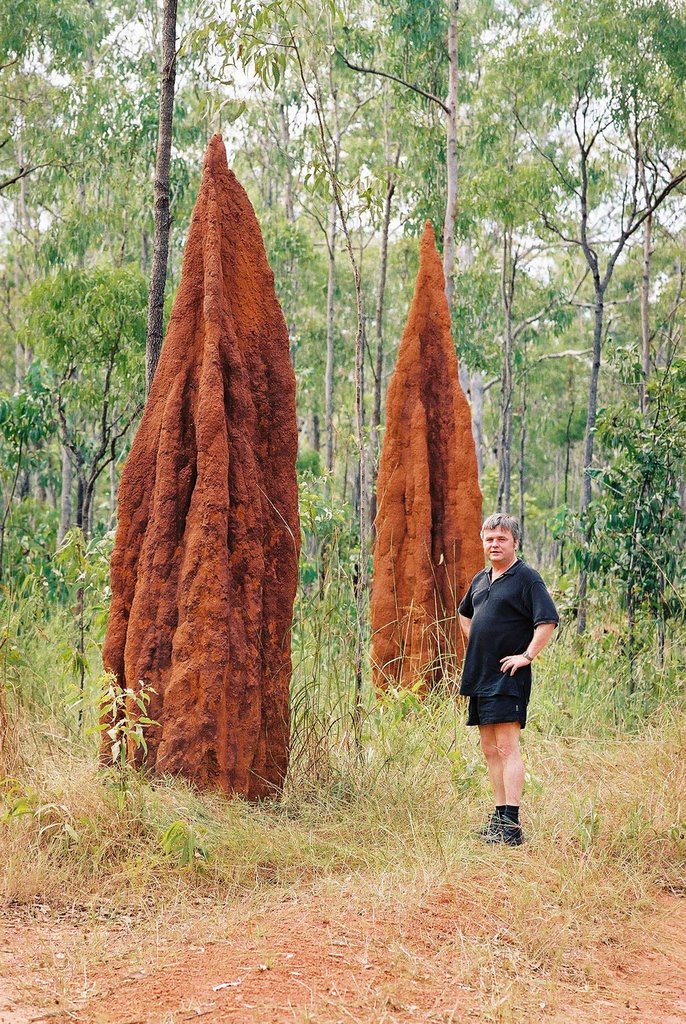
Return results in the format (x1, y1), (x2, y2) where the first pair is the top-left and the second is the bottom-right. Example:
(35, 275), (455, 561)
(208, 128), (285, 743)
(370, 221), (483, 691)
(102, 135), (300, 799)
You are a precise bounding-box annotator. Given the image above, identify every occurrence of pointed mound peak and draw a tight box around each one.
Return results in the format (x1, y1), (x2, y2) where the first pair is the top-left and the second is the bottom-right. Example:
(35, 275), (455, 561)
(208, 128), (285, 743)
(203, 133), (228, 176)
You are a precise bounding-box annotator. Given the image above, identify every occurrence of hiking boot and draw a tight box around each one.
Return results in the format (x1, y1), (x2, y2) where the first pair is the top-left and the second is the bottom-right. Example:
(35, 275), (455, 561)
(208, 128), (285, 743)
(477, 811), (504, 843)
(500, 816), (524, 846)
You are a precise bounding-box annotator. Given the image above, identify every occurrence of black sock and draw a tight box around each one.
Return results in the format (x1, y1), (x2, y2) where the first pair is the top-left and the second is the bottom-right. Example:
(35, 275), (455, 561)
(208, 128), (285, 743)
(504, 805), (520, 824)
(496, 805), (506, 818)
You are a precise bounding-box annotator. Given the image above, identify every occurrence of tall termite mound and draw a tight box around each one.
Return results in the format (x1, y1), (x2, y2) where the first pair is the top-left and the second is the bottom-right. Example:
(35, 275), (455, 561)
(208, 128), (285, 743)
(371, 221), (482, 690)
(103, 135), (300, 799)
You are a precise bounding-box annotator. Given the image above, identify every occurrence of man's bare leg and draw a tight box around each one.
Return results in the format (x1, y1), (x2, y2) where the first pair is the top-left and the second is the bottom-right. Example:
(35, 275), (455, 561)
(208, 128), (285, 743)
(493, 721), (524, 806)
(478, 724), (506, 806)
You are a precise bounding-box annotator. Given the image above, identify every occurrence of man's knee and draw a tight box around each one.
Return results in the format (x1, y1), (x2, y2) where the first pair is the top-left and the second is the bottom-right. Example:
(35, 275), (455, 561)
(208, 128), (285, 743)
(478, 727), (499, 760)
(494, 724), (522, 761)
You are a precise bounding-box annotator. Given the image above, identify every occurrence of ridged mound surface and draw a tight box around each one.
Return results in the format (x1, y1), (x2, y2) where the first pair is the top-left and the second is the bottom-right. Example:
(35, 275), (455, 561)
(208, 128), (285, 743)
(103, 135), (300, 799)
(371, 221), (482, 690)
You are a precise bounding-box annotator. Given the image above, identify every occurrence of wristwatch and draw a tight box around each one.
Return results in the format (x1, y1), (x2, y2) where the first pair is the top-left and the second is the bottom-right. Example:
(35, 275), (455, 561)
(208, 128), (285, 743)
(523, 649), (534, 662)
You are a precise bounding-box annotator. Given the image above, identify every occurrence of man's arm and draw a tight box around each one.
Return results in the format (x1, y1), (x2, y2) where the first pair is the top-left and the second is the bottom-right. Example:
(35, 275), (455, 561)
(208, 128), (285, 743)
(458, 613), (472, 639)
(499, 622), (557, 676)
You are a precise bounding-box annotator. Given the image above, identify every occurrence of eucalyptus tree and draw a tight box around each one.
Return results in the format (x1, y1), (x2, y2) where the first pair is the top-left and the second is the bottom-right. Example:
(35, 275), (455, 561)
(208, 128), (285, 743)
(584, 360), (686, 676)
(0, 364), (54, 580)
(337, 0), (460, 305)
(497, 0), (686, 629)
(461, 18), (577, 521)
(0, 1), (107, 195)
(28, 267), (146, 537)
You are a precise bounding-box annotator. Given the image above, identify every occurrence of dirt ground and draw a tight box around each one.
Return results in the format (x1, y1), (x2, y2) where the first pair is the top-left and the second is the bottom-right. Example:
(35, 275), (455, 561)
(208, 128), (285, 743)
(1, 888), (684, 1024)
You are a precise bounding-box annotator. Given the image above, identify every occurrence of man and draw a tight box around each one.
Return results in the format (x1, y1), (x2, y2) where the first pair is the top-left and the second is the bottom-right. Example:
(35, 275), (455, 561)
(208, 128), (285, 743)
(458, 513), (559, 846)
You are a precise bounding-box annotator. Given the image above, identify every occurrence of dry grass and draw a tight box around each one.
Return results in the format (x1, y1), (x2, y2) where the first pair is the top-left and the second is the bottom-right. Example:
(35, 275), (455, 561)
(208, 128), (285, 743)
(1, 697), (684, 1009)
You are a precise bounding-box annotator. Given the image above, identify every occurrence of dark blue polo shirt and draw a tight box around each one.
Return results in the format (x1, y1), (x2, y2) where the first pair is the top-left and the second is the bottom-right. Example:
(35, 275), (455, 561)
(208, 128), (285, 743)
(458, 560), (559, 700)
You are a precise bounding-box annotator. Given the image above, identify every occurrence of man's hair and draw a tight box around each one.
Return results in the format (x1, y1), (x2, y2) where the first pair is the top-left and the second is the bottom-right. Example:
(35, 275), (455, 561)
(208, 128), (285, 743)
(481, 513), (521, 546)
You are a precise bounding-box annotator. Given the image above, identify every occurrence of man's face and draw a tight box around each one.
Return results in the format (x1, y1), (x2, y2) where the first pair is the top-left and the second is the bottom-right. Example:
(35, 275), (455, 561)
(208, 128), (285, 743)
(482, 527), (517, 568)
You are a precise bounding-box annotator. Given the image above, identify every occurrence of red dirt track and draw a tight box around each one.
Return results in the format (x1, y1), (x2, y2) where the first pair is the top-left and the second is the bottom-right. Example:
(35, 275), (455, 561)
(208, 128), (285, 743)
(1, 891), (684, 1023)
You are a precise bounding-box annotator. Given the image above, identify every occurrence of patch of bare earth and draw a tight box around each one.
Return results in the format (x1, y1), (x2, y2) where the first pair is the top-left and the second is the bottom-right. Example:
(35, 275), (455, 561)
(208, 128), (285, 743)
(0, 891), (684, 1023)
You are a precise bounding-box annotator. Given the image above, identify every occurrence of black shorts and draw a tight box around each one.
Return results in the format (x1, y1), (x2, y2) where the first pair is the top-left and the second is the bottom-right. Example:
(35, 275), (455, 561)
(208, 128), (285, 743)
(466, 694), (527, 729)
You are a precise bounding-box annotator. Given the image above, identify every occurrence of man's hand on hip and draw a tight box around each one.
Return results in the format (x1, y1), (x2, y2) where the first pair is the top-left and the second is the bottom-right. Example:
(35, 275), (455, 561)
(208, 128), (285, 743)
(500, 653), (531, 675)
(501, 623), (557, 674)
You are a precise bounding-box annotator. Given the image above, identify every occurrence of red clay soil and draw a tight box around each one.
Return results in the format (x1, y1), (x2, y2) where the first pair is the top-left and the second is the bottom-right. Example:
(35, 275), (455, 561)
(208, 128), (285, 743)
(102, 135), (300, 800)
(1, 892), (684, 1023)
(371, 222), (483, 691)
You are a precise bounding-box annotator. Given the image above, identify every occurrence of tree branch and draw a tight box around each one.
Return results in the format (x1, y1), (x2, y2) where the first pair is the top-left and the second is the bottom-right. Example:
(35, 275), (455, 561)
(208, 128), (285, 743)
(602, 168), (686, 292)
(0, 162), (55, 193)
(334, 49), (450, 115)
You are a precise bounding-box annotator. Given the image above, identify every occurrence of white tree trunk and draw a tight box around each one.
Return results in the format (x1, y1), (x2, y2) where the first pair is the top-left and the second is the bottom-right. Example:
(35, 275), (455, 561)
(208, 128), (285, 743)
(442, 0), (460, 315)
(57, 446), (72, 544)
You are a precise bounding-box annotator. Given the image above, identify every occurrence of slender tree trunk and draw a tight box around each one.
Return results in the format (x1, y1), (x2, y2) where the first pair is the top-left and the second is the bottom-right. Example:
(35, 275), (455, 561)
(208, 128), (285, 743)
(323, 57), (342, 477)
(518, 342), (528, 552)
(279, 100), (298, 367)
(627, 581), (636, 693)
(0, 439), (24, 583)
(109, 457), (117, 530)
(311, 412), (320, 454)
(0, 682), (10, 775)
(325, 197), (337, 475)
(497, 228), (514, 512)
(142, 228), (150, 276)
(470, 371), (484, 477)
(75, 473), (85, 532)
(559, 404), (574, 575)
(14, 340), (24, 393)
(370, 149), (398, 530)
(341, 448), (349, 503)
(13, 148), (32, 501)
(352, 259), (367, 740)
(145, 0), (178, 394)
(13, 145), (27, 494)
(580, 294), (604, 515)
(279, 103), (295, 223)
(577, 289), (605, 635)
(58, 446), (72, 544)
(85, 477), (96, 540)
(639, 209), (652, 414)
(656, 576), (665, 668)
(442, 0), (460, 315)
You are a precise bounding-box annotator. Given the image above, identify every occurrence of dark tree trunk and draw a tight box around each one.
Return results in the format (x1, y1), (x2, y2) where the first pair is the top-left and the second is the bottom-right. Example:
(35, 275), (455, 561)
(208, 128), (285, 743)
(145, 0), (178, 394)
(75, 472), (85, 531)
(576, 290), (604, 634)
(370, 157), (397, 531)
(559, 403), (574, 576)
(109, 456), (117, 530)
